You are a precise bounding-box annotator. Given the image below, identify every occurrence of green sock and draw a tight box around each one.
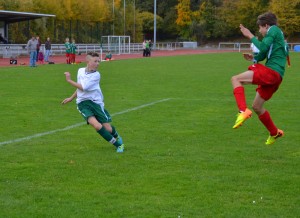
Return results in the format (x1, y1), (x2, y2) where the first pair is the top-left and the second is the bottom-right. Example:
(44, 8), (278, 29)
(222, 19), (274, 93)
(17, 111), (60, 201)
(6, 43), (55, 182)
(111, 125), (119, 138)
(97, 127), (121, 147)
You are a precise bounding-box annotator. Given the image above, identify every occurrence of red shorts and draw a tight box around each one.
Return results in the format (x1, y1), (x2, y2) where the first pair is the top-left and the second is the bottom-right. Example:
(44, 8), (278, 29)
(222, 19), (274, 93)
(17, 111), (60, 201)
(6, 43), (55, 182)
(66, 53), (70, 58)
(248, 63), (282, 101)
(70, 54), (75, 60)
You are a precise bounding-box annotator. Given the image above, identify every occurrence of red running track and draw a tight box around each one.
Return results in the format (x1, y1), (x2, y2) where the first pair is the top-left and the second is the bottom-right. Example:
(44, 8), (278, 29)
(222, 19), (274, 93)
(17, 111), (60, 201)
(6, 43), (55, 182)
(0, 49), (234, 67)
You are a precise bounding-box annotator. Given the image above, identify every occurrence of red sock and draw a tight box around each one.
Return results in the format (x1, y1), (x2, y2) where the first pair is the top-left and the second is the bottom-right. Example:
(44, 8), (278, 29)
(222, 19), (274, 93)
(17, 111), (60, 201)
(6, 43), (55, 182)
(259, 110), (278, 136)
(233, 86), (247, 111)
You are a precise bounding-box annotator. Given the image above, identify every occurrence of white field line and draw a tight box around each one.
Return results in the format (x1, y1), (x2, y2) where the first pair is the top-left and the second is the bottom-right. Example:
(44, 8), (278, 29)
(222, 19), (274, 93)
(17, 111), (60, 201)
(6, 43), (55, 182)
(0, 98), (171, 147)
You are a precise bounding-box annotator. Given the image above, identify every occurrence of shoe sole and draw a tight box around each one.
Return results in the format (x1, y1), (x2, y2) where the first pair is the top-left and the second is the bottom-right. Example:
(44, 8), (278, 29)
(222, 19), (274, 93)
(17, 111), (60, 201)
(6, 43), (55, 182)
(266, 130), (284, 145)
(232, 115), (252, 129)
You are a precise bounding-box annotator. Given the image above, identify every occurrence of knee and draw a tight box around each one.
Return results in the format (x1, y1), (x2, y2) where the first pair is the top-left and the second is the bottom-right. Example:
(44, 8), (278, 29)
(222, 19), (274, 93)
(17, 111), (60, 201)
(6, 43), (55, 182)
(103, 123), (112, 133)
(92, 122), (102, 130)
(231, 75), (238, 84)
(252, 103), (262, 115)
(88, 117), (103, 130)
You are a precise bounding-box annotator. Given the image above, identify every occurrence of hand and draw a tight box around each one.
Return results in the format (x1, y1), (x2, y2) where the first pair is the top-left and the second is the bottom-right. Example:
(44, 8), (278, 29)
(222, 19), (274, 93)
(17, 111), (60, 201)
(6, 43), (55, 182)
(243, 53), (253, 61)
(64, 72), (71, 81)
(61, 97), (72, 104)
(240, 24), (254, 39)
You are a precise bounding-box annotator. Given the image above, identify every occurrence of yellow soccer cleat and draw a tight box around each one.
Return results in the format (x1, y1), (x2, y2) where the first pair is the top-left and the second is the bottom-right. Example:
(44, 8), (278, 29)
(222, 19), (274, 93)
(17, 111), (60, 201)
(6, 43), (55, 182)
(232, 108), (252, 129)
(265, 129), (284, 145)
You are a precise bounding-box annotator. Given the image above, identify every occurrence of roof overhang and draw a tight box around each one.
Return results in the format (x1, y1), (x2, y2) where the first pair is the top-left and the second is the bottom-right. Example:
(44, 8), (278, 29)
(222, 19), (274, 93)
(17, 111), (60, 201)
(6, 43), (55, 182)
(0, 10), (56, 24)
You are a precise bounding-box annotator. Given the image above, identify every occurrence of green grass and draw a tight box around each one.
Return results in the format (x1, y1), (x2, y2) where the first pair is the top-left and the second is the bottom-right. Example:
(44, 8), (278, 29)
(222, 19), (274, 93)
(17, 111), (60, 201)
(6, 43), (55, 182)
(0, 52), (299, 217)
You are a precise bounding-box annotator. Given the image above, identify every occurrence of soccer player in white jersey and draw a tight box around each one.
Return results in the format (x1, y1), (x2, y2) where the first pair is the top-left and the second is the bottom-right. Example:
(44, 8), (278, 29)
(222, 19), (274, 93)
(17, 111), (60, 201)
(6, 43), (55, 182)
(62, 52), (124, 153)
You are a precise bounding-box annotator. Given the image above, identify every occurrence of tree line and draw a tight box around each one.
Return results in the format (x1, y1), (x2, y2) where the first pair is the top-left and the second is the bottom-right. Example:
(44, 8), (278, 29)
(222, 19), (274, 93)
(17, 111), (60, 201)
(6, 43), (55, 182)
(1, 0), (299, 44)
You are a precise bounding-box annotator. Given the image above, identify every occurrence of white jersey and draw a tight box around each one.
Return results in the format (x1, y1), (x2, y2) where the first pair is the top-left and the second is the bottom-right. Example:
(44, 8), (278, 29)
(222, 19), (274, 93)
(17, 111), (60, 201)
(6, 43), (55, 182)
(76, 67), (104, 107)
(251, 43), (260, 53)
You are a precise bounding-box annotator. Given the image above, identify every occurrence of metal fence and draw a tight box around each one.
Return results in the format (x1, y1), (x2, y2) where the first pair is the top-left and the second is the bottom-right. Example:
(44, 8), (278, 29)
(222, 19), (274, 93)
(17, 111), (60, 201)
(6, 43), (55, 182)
(1, 41), (299, 58)
(0, 43), (142, 58)
(0, 42), (202, 58)
(218, 42), (300, 52)
(8, 42), (300, 58)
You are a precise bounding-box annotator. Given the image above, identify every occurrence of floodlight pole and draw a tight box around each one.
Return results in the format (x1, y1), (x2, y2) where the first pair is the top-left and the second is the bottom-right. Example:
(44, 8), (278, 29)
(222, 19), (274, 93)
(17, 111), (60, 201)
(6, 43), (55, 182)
(124, 0), (126, 36)
(113, 0), (115, 36)
(134, 0), (136, 42)
(153, 0), (157, 49)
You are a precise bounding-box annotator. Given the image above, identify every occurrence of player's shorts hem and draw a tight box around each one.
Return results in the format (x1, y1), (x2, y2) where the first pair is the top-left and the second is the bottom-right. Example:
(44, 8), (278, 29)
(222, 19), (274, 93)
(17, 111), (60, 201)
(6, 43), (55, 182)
(248, 63), (282, 100)
(77, 100), (112, 124)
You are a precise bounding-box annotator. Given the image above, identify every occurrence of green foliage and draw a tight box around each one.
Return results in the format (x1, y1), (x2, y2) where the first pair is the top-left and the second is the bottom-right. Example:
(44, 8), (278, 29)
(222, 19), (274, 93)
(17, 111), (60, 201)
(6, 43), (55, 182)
(176, 0), (193, 39)
(176, 0), (192, 27)
(194, 1), (217, 40)
(0, 0), (20, 10)
(269, 0), (300, 38)
(160, 7), (178, 40)
(1, 0), (300, 43)
(176, 0), (300, 42)
(138, 11), (163, 35)
(0, 53), (300, 217)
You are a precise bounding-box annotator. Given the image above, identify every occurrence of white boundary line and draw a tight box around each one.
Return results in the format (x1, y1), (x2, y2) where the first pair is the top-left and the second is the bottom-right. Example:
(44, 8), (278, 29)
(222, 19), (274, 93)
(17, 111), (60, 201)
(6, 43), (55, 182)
(0, 98), (171, 147)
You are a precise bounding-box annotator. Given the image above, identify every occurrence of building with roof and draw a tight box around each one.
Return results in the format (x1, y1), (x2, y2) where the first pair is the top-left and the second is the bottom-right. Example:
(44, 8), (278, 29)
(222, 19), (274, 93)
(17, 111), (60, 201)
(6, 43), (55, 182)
(0, 10), (55, 43)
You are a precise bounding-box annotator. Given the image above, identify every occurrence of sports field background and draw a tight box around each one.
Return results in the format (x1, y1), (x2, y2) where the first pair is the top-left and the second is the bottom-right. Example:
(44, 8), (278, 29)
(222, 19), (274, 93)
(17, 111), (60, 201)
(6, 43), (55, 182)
(0, 52), (299, 217)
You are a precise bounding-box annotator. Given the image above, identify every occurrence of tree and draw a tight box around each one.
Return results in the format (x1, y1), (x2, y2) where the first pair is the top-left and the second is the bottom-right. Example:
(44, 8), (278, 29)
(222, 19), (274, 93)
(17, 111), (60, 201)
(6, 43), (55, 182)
(136, 0), (153, 12)
(176, 0), (192, 39)
(0, 0), (21, 10)
(269, 0), (300, 38)
(215, 0), (268, 39)
(160, 6), (179, 40)
(137, 11), (163, 40)
(195, 0), (217, 40)
(234, 0), (268, 35)
(2, 0), (300, 44)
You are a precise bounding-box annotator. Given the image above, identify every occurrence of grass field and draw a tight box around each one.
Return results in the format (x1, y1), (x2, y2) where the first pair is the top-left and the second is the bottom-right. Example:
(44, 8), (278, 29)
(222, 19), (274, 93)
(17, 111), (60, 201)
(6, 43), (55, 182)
(0, 52), (299, 217)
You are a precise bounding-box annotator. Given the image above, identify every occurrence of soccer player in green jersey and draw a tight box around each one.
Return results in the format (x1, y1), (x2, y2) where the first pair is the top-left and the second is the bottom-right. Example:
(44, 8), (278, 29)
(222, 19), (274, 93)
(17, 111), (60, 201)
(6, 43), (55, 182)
(61, 52), (125, 153)
(231, 12), (288, 145)
(64, 37), (71, 64)
(70, 38), (77, 64)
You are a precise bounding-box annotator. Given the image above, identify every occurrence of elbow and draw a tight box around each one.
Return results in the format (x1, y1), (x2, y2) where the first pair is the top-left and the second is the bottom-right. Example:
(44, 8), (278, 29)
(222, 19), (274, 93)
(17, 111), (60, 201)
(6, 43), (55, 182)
(78, 85), (84, 91)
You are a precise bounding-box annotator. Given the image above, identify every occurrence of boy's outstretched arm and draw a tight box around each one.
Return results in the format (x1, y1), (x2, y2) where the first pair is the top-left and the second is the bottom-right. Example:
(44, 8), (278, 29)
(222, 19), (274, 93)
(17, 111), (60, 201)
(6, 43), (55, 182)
(240, 24), (254, 39)
(64, 72), (83, 91)
(62, 72), (82, 105)
(61, 90), (77, 104)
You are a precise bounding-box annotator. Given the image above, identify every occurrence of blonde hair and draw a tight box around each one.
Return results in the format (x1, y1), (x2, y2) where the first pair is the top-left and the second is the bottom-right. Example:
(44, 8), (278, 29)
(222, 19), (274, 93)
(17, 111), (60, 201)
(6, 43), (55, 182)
(86, 52), (99, 61)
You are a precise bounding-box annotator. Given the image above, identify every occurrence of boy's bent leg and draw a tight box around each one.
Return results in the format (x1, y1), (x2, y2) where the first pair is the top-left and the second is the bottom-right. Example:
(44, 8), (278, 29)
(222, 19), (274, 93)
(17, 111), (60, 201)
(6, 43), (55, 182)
(231, 70), (254, 128)
(88, 117), (124, 151)
(253, 92), (278, 135)
(110, 125), (123, 144)
(97, 127), (119, 145)
(231, 70), (254, 89)
(97, 127), (124, 152)
(259, 110), (284, 145)
(259, 110), (278, 135)
(253, 93), (284, 145)
(102, 123), (123, 144)
(233, 86), (247, 112)
(102, 123), (113, 133)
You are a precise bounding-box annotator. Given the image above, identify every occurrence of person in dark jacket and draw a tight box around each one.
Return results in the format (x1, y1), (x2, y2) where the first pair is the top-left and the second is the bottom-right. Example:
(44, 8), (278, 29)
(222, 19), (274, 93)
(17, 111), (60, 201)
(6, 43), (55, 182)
(44, 37), (51, 62)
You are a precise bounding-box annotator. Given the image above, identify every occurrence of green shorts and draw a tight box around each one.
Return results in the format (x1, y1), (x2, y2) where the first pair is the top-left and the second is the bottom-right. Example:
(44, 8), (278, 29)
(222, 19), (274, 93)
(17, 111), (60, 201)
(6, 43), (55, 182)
(77, 100), (112, 124)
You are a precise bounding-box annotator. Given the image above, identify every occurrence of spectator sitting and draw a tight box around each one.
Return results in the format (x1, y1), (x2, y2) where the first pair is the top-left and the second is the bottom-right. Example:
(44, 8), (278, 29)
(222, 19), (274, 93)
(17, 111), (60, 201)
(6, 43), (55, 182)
(105, 51), (113, 61)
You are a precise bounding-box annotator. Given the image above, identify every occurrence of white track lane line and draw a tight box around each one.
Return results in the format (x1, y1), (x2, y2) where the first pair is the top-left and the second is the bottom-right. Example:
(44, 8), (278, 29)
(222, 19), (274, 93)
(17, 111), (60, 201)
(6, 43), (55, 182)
(0, 98), (171, 146)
